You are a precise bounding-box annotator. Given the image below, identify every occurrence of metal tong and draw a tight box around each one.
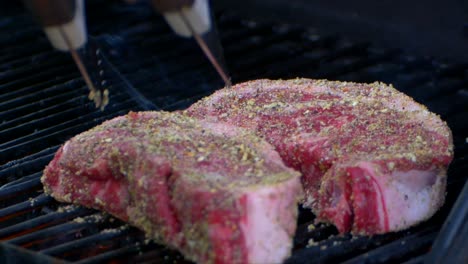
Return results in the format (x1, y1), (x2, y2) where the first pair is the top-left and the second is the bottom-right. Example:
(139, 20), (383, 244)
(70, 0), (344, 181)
(23, 0), (107, 109)
(151, 0), (231, 87)
(23, 0), (230, 110)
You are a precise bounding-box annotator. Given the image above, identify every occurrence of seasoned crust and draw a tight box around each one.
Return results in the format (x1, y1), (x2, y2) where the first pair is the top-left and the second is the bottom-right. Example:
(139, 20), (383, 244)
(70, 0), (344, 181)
(188, 78), (453, 170)
(187, 78), (454, 234)
(42, 110), (303, 264)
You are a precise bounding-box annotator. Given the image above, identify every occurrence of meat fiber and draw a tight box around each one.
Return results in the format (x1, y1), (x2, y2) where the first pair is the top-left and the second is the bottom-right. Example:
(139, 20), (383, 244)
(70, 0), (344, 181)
(42, 111), (302, 264)
(186, 78), (454, 235)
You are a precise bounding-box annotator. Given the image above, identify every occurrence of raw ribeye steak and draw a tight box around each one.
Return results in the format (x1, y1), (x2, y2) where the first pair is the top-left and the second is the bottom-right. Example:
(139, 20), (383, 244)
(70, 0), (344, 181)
(186, 78), (454, 235)
(42, 111), (302, 264)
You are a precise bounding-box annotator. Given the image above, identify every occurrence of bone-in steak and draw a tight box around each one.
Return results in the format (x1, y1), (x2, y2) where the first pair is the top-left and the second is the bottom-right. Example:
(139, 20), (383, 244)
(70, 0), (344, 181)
(42, 111), (302, 264)
(186, 78), (454, 235)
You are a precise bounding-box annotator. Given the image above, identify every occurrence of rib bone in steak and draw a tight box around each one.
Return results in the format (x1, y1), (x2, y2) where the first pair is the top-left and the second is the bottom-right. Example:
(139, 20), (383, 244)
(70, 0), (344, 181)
(186, 78), (454, 235)
(42, 111), (302, 264)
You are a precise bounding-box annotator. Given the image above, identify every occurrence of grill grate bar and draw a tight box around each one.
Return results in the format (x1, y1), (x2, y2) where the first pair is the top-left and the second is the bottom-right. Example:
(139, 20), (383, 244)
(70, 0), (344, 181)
(117, 52), (216, 88)
(0, 146), (58, 183)
(6, 213), (107, 248)
(75, 242), (153, 264)
(134, 24), (245, 70)
(0, 172), (41, 200)
(0, 93), (131, 144)
(0, 107), (134, 163)
(272, 49), (392, 82)
(0, 50), (56, 72)
(0, 72), (77, 104)
(0, 69), (79, 109)
(0, 87), (85, 123)
(133, 23), (271, 63)
(124, 243), (188, 264)
(0, 172), (42, 190)
(286, 225), (438, 264)
(0, 206), (92, 240)
(87, 24), (309, 98)
(239, 40), (372, 80)
(110, 27), (300, 83)
(0, 41), (52, 68)
(127, 61), (219, 92)
(40, 225), (133, 257)
(0, 194), (53, 220)
(0, 98), (134, 149)
(0, 54), (71, 86)
(0, 95), (90, 131)
(225, 27), (303, 58)
(343, 230), (437, 264)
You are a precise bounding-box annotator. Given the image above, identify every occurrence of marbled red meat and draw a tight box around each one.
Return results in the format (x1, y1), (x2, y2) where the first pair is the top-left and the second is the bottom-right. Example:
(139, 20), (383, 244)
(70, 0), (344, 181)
(42, 111), (302, 264)
(186, 78), (453, 235)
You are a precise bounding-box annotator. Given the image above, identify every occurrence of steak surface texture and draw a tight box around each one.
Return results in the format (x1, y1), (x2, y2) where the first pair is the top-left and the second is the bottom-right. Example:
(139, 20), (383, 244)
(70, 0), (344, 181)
(42, 111), (302, 264)
(186, 78), (454, 235)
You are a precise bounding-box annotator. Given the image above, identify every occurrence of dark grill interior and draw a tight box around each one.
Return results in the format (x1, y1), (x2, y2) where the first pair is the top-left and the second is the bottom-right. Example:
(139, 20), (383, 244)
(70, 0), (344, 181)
(0, 1), (467, 263)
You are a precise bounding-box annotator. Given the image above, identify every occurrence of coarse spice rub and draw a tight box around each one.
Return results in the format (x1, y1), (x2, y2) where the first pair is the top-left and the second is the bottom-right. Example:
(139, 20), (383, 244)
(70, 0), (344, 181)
(42, 111), (302, 264)
(186, 78), (454, 235)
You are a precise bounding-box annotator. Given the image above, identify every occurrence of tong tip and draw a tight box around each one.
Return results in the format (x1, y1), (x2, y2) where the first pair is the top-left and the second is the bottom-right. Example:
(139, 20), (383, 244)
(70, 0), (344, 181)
(58, 27), (108, 110)
(178, 12), (232, 89)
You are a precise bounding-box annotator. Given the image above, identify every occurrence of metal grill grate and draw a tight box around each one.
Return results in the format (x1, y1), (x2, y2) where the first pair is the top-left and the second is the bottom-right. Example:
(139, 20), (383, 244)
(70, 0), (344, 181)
(0, 1), (467, 263)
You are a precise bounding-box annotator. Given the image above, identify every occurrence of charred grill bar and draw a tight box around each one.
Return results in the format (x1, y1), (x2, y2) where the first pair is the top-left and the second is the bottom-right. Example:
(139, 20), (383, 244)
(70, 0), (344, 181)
(0, 1), (467, 263)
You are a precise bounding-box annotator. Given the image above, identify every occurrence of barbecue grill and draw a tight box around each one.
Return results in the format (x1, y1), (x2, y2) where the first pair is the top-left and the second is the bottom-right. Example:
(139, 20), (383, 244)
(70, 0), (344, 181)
(0, 0), (467, 263)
